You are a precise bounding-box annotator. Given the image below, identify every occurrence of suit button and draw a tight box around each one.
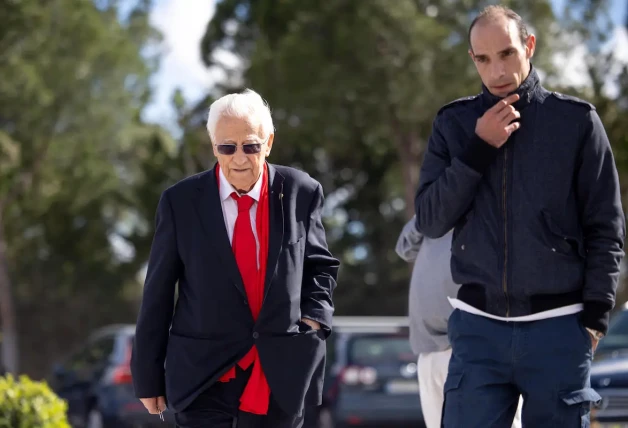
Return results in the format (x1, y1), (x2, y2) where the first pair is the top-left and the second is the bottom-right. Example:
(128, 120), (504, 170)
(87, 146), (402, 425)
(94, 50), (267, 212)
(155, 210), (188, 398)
(243, 300), (248, 305)
(252, 332), (259, 339)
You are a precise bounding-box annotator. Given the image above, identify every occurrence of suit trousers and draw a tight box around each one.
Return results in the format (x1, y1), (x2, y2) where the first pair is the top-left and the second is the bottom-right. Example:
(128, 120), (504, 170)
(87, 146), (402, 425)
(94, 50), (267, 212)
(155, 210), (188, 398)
(174, 365), (304, 428)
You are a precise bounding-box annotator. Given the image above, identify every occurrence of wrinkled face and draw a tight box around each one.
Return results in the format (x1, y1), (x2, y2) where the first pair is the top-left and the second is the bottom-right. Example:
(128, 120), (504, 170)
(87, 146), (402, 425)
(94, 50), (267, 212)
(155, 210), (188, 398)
(212, 115), (273, 193)
(469, 16), (536, 98)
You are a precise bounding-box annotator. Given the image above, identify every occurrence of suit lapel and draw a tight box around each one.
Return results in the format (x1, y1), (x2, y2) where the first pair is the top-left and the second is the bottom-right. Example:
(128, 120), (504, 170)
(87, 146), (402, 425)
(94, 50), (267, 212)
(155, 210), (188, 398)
(193, 164), (246, 297)
(264, 164), (285, 300)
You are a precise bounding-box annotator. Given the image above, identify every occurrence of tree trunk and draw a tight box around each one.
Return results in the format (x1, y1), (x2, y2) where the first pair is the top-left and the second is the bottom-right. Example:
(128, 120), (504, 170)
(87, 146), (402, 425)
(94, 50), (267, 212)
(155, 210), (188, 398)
(396, 130), (423, 220)
(0, 206), (18, 374)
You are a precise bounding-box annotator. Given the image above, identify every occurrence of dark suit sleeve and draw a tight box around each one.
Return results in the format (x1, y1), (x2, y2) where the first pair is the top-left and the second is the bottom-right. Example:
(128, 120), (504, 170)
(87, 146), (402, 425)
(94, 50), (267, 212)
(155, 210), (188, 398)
(301, 183), (340, 335)
(131, 190), (182, 398)
(577, 110), (625, 334)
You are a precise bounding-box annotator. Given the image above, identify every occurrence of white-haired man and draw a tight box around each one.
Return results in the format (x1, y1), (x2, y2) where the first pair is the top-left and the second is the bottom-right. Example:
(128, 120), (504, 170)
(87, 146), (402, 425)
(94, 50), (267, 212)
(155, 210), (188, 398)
(131, 89), (340, 428)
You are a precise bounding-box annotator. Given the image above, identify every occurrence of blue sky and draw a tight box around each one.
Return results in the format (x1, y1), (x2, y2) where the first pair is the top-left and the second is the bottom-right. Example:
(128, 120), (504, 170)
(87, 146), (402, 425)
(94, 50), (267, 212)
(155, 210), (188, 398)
(553, 0), (626, 25)
(142, 0), (217, 132)
(143, 0), (628, 134)
(553, 0), (627, 61)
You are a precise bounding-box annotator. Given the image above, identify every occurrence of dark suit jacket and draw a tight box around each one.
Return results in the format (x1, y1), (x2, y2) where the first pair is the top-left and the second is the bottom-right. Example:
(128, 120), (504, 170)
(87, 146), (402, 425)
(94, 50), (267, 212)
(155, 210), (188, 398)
(130, 163), (340, 415)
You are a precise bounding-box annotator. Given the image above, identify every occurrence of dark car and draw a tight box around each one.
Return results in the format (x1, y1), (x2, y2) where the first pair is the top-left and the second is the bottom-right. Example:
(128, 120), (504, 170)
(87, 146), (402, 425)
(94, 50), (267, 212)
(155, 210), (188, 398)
(587, 302), (628, 427)
(305, 316), (425, 428)
(590, 352), (628, 427)
(595, 302), (628, 362)
(48, 324), (175, 428)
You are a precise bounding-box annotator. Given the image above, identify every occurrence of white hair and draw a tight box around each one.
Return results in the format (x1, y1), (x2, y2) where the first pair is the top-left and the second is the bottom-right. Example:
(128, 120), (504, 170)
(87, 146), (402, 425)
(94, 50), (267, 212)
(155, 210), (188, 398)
(206, 89), (274, 143)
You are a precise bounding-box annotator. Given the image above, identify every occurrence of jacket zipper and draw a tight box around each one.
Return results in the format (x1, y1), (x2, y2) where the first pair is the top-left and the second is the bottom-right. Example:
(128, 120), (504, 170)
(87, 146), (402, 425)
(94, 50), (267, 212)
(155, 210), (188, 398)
(502, 147), (510, 317)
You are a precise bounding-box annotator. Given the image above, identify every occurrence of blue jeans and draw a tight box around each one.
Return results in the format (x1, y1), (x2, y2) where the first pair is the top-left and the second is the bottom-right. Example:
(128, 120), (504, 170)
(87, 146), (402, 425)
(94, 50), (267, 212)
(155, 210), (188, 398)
(442, 309), (601, 427)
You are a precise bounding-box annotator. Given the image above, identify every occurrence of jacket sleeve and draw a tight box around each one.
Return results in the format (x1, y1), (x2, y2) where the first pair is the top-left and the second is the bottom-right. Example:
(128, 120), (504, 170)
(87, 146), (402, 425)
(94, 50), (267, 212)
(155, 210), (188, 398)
(301, 183), (340, 335)
(577, 109), (626, 334)
(131, 190), (182, 398)
(395, 216), (424, 262)
(415, 111), (499, 238)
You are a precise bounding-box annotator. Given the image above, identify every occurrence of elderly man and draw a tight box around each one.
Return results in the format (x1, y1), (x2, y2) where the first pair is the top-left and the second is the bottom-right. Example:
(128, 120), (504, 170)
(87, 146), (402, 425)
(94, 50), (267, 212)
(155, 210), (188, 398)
(131, 89), (340, 428)
(415, 5), (624, 427)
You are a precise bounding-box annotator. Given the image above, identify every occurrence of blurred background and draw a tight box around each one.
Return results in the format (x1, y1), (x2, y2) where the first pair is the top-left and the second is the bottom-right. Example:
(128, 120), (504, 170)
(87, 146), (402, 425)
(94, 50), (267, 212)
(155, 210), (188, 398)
(1, 0), (628, 426)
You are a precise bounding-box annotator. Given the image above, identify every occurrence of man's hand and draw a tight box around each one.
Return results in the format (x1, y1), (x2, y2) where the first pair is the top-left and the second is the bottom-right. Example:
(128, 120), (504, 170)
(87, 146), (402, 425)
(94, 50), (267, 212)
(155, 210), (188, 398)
(475, 93), (521, 148)
(588, 332), (600, 353)
(301, 318), (321, 330)
(140, 396), (167, 415)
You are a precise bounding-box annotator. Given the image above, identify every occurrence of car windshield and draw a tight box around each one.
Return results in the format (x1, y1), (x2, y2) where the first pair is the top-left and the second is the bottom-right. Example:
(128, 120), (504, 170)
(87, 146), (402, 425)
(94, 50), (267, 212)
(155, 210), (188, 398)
(597, 309), (628, 354)
(349, 334), (414, 366)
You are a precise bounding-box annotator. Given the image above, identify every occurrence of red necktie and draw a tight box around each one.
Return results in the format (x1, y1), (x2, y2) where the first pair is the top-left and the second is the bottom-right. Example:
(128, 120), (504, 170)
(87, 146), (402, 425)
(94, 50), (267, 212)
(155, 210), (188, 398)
(229, 193), (270, 414)
(231, 193), (257, 297)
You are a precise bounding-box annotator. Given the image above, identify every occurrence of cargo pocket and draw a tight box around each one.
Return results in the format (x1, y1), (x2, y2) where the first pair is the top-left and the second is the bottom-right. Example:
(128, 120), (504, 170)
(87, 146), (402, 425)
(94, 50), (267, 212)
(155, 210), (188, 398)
(441, 372), (464, 427)
(560, 388), (601, 428)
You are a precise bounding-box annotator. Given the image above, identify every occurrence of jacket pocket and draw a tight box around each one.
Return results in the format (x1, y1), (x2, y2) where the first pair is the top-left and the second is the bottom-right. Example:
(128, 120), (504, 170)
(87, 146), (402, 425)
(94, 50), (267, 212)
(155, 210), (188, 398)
(287, 234), (304, 246)
(451, 209), (474, 252)
(541, 209), (586, 258)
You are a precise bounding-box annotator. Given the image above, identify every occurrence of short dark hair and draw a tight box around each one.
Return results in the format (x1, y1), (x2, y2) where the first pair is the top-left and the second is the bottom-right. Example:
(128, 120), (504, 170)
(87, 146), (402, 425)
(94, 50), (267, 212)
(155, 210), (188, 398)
(468, 5), (530, 50)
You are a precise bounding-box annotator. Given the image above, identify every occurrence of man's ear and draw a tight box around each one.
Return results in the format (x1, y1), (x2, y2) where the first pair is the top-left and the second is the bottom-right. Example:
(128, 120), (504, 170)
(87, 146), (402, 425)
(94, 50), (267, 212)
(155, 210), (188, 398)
(212, 141), (218, 157)
(525, 34), (536, 59)
(265, 134), (274, 157)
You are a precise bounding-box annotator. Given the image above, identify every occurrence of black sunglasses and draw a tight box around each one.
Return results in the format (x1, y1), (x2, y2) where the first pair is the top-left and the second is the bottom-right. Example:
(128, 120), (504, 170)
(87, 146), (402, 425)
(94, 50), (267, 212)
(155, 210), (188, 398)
(215, 143), (263, 155)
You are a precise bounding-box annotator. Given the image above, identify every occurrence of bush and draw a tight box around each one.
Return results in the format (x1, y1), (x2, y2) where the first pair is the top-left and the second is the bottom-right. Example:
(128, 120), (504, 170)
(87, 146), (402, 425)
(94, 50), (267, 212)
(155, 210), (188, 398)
(0, 374), (70, 428)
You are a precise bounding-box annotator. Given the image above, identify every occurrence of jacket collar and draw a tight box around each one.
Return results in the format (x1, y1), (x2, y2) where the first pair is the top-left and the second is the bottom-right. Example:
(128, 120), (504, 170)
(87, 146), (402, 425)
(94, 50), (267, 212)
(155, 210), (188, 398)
(480, 64), (541, 111)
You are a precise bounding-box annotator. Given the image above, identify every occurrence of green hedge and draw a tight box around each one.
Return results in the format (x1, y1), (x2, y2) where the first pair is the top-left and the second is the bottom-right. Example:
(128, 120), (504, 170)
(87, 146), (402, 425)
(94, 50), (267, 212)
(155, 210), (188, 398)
(0, 374), (70, 428)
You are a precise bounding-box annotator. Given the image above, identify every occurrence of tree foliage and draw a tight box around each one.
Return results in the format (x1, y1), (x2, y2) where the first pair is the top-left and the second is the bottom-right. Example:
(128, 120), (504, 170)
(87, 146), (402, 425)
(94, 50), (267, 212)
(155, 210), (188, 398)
(0, 0), (172, 376)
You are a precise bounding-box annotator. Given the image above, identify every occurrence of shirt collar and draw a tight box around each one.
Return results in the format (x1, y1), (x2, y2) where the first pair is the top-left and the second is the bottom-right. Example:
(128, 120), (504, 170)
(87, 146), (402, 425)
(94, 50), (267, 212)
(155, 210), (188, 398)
(218, 167), (263, 202)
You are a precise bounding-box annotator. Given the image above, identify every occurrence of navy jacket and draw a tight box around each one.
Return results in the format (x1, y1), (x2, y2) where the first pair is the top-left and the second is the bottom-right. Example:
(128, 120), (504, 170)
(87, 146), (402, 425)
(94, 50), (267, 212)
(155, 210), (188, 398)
(415, 67), (625, 333)
(131, 163), (339, 414)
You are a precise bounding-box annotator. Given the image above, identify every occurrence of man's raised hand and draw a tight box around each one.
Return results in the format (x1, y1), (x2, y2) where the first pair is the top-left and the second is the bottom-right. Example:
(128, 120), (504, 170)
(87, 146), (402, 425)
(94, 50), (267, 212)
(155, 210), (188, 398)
(475, 93), (521, 148)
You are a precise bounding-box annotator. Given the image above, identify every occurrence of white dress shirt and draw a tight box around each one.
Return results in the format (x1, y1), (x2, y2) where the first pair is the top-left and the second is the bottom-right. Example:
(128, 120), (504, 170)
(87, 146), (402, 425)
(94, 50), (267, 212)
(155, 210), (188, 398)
(448, 297), (583, 322)
(218, 168), (262, 267)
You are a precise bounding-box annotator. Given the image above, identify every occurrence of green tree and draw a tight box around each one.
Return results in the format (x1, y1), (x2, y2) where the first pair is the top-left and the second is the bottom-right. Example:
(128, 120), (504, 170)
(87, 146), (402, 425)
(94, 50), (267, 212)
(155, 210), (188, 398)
(0, 0), (165, 375)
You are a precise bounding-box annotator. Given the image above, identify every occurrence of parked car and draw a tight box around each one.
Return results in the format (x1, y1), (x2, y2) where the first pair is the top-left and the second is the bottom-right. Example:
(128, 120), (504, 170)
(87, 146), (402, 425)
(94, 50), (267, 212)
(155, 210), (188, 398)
(587, 302), (628, 426)
(590, 352), (628, 427)
(305, 316), (425, 428)
(51, 318), (424, 428)
(595, 302), (628, 362)
(48, 324), (175, 428)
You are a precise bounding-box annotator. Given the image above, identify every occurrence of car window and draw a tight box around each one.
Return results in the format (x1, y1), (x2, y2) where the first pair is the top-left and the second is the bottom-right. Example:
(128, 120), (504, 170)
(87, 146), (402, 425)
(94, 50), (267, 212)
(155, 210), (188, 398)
(348, 334), (414, 366)
(597, 310), (628, 354)
(65, 335), (116, 371)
